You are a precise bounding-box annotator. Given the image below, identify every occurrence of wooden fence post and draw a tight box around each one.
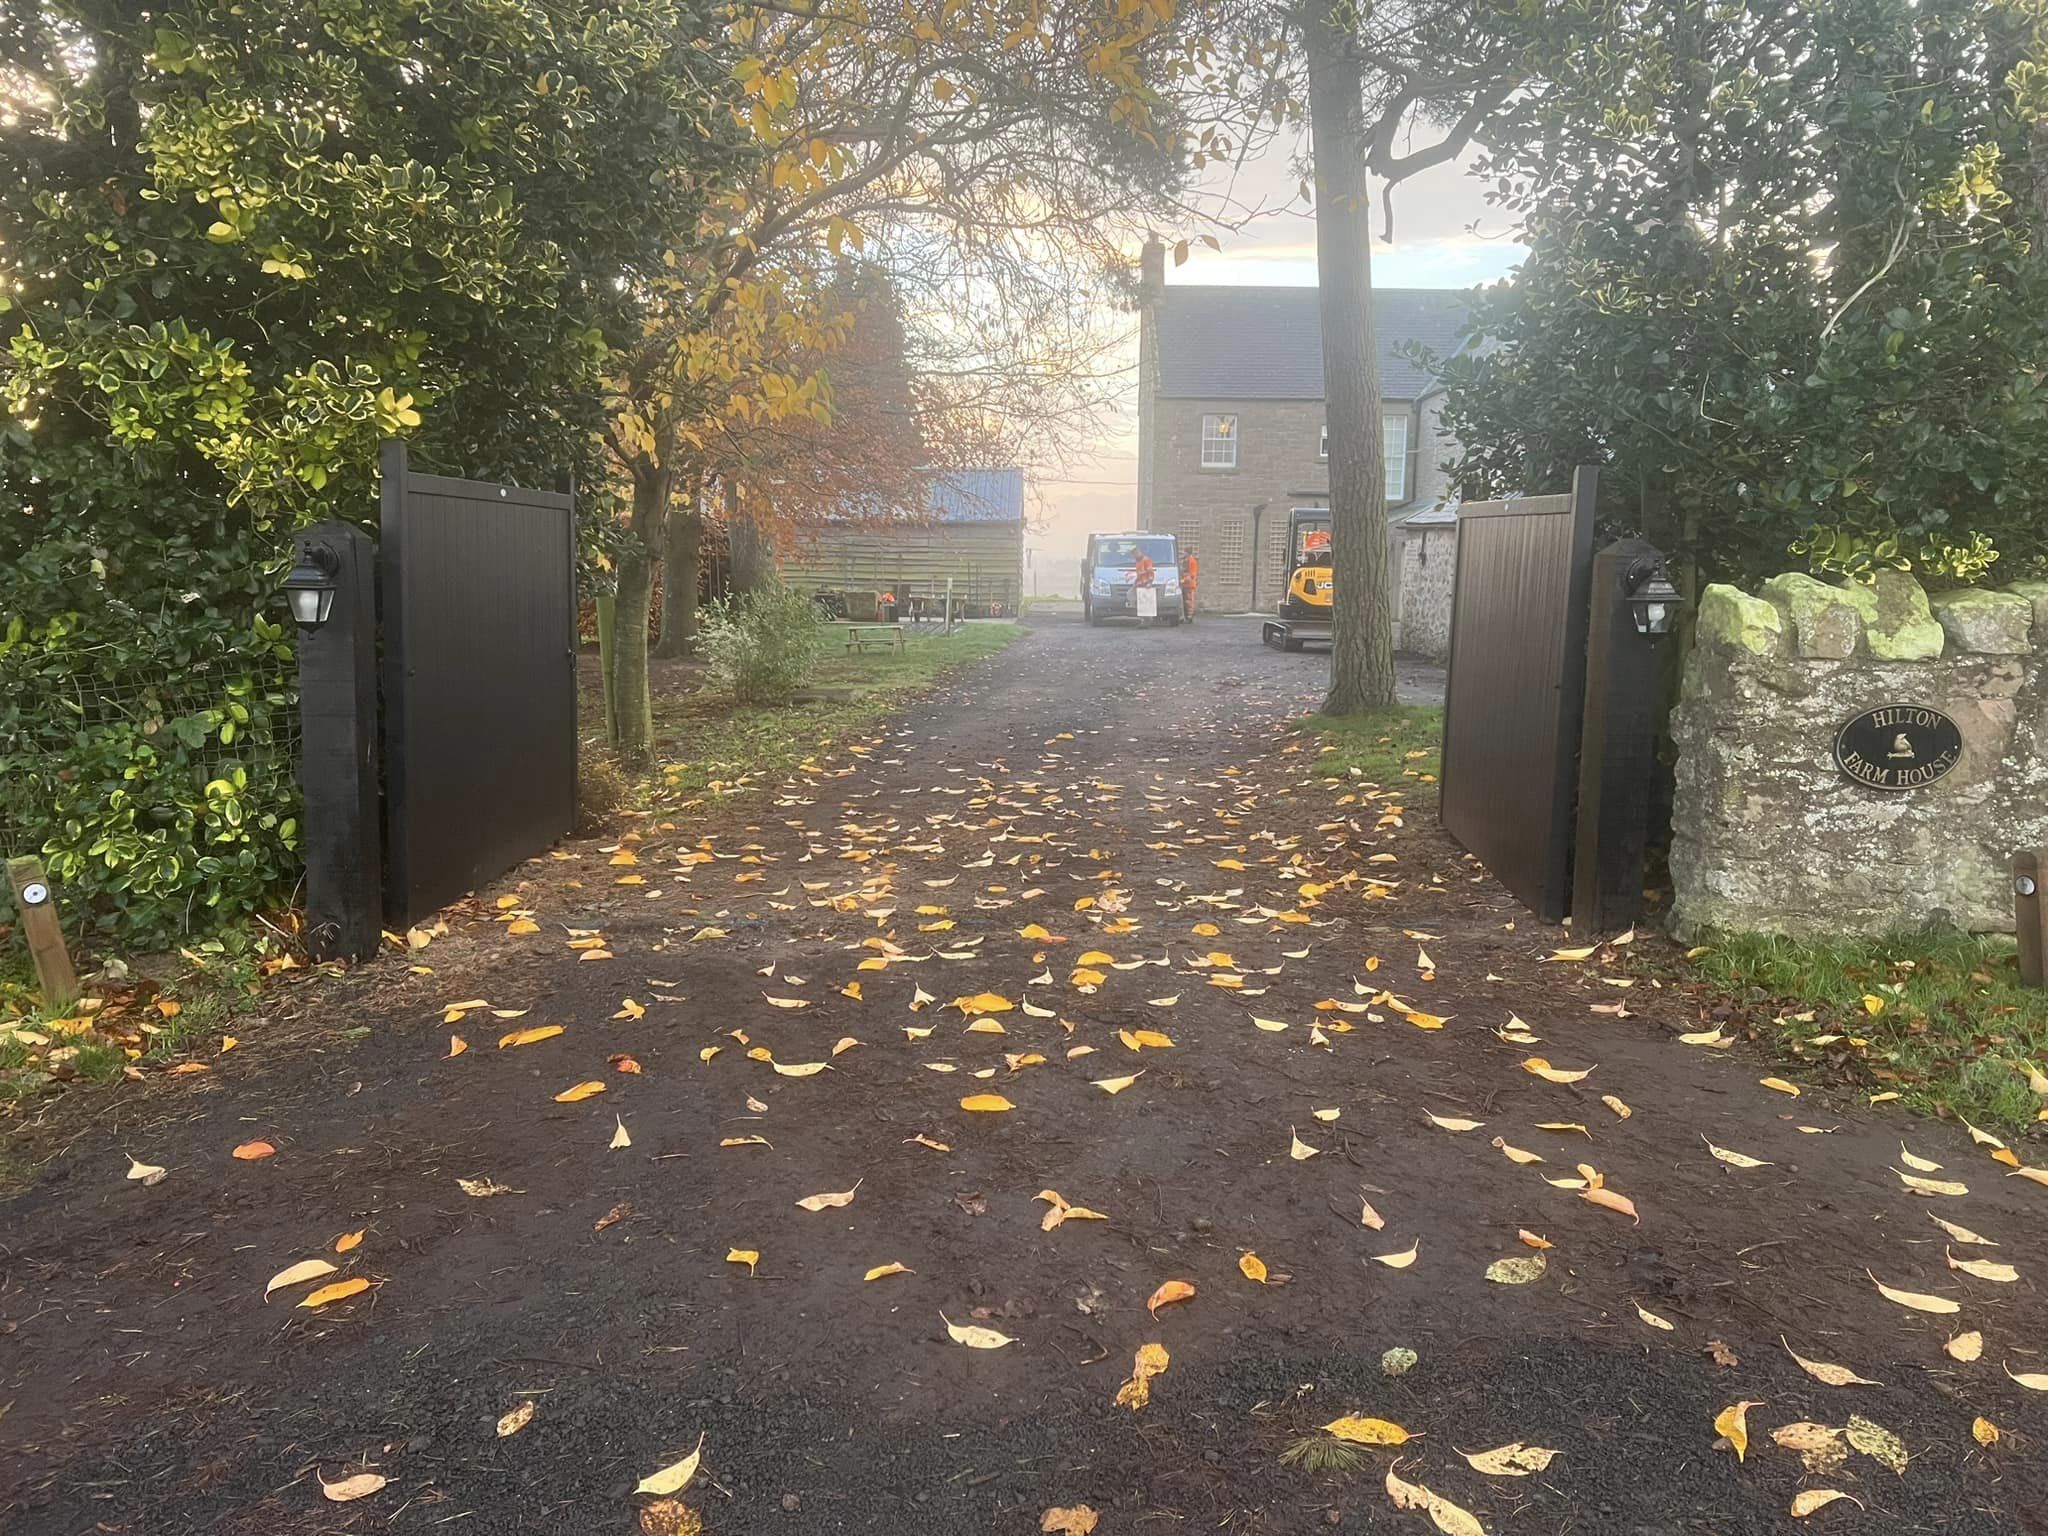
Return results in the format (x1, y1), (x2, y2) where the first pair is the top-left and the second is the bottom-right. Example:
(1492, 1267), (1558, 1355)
(294, 519), (383, 962)
(1572, 537), (1669, 933)
(7, 855), (79, 1010)
(2018, 850), (2046, 989)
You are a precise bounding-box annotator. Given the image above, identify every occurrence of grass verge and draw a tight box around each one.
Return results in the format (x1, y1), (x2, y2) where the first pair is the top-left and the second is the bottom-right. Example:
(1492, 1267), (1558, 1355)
(1686, 929), (2047, 1133)
(1298, 707), (1443, 799)
(2, 932), (270, 1115)
(652, 623), (1022, 804)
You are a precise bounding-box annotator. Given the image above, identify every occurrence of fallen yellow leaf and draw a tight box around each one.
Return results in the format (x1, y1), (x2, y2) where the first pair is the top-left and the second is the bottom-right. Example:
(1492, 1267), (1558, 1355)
(554, 1080), (605, 1102)
(499, 1024), (564, 1048)
(635, 1433), (704, 1496)
(1714, 1400), (1759, 1461)
(299, 1276), (372, 1309)
(1113, 1341), (1169, 1409)
(942, 1313), (1016, 1348)
(1146, 1279), (1195, 1316)
(1324, 1415), (1410, 1445)
(264, 1258), (337, 1299)
(1868, 1271), (1960, 1313)
(320, 1472), (387, 1503)
(960, 1092), (1015, 1112)
(1460, 1441), (1560, 1476)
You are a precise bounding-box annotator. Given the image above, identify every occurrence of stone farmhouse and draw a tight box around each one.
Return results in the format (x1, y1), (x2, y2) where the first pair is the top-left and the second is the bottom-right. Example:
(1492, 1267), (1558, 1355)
(1133, 240), (1468, 655)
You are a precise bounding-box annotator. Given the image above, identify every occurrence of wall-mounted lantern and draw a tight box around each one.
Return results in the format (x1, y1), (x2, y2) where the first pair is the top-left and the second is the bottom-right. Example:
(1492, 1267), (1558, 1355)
(282, 543), (341, 630)
(1625, 557), (1684, 638)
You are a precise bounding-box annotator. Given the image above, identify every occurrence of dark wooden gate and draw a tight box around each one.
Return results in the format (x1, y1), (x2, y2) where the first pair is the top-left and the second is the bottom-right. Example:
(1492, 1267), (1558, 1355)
(1438, 467), (1599, 922)
(379, 440), (576, 924)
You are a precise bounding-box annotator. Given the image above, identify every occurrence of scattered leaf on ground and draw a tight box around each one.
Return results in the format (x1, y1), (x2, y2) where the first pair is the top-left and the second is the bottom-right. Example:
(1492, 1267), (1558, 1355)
(1714, 1401), (1759, 1461)
(1114, 1341), (1170, 1409)
(299, 1276), (372, 1309)
(942, 1313), (1017, 1348)
(635, 1434), (705, 1496)
(1868, 1272), (1960, 1313)
(1460, 1442), (1559, 1476)
(1791, 1490), (1859, 1518)
(1041, 1508), (1099, 1535)
(795, 1182), (862, 1213)
(1784, 1337), (1880, 1387)
(1845, 1414), (1908, 1474)
(320, 1472), (387, 1503)
(1324, 1415), (1410, 1445)
(265, 1259), (337, 1300)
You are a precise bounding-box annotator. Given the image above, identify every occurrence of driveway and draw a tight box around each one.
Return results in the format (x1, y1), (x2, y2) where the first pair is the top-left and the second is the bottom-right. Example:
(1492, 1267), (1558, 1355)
(2, 615), (2039, 1535)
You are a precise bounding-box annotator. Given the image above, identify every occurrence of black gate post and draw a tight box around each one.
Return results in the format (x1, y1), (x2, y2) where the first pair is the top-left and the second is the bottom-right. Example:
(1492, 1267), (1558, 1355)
(1572, 537), (1668, 932)
(293, 519), (383, 960)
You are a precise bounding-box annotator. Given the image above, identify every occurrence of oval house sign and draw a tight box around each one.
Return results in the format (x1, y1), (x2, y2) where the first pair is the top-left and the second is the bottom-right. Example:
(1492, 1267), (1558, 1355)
(1834, 704), (1963, 791)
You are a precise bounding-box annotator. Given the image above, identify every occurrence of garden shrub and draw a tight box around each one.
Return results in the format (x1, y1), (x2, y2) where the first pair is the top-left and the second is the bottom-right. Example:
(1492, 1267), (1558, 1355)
(700, 587), (825, 704)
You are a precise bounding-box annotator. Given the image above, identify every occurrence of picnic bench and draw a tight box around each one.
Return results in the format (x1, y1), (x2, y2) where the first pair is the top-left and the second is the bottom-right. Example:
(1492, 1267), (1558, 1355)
(840, 624), (906, 654)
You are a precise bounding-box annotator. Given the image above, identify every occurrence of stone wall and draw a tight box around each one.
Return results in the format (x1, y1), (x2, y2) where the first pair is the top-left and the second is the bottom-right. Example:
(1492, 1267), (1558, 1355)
(1669, 570), (2048, 937)
(1395, 523), (1457, 660)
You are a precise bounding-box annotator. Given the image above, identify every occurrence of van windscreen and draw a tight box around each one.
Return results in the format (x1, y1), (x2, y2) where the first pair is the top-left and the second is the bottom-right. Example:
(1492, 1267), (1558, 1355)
(1092, 537), (1176, 569)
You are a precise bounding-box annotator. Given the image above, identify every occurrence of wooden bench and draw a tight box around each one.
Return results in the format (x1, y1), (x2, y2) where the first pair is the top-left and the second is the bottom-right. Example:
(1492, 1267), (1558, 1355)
(841, 624), (906, 654)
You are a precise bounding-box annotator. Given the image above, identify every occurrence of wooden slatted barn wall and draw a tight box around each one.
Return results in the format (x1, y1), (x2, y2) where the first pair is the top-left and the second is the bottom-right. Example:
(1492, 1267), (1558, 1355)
(780, 521), (1023, 612)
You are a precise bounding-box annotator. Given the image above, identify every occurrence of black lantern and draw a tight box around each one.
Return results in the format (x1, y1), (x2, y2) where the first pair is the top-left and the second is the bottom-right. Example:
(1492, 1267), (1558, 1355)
(1625, 557), (1683, 637)
(282, 543), (340, 629)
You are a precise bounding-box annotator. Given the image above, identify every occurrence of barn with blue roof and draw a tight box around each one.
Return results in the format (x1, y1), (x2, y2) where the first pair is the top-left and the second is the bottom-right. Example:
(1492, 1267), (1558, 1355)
(779, 467), (1027, 618)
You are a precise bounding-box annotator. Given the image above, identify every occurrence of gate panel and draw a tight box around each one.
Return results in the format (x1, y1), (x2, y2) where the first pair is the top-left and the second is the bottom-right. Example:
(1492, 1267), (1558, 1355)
(380, 441), (576, 924)
(1438, 467), (1598, 922)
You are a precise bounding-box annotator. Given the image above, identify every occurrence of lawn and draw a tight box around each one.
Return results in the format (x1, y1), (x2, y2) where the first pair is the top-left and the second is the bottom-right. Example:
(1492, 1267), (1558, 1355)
(1297, 705), (1443, 797)
(650, 622), (1022, 804)
(1686, 928), (2048, 1132)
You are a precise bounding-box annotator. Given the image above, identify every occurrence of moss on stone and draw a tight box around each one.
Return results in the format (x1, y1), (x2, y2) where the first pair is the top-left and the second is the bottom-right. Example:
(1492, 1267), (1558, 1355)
(1760, 572), (1863, 659)
(1695, 584), (1783, 656)
(1929, 587), (2033, 655)
(1835, 571), (1945, 660)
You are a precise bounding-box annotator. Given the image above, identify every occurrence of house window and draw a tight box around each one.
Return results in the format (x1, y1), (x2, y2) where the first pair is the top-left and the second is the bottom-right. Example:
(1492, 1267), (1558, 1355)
(1383, 414), (1409, 503)
(1319, 423), (1328, 460)
(1200, 414), (1238, 469)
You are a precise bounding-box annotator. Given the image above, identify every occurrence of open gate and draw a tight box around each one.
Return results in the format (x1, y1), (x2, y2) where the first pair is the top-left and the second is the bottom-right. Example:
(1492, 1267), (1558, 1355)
(1438, 467), (1599, 922)
(378, 441), (577, 925)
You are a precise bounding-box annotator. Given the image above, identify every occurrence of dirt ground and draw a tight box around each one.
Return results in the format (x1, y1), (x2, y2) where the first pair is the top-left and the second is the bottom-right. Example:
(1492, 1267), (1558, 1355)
(3, 614), (2043, 1535)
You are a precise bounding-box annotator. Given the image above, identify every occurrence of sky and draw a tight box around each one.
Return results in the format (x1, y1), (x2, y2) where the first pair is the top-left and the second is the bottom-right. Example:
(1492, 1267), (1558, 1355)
(1022, 134), (1526, 596)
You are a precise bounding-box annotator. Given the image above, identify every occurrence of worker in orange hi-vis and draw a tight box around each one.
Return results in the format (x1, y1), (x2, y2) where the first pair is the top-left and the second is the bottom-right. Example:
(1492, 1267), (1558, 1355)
(1131, 551), (1156, 588)
(1182, 552), (1199, 618)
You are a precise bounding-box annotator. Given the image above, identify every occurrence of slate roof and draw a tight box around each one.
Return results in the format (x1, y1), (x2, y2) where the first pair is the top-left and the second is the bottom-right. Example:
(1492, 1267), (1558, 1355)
(929, 467), (1025, 524)
(1153, 286), (1470, 402)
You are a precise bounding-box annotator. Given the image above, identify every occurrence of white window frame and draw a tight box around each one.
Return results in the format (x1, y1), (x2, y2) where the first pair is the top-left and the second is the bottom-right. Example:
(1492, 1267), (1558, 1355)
(1319, 422), (1328, 460)
(1383, 414), (1410, 503)
(1200, 413), (1238, 470)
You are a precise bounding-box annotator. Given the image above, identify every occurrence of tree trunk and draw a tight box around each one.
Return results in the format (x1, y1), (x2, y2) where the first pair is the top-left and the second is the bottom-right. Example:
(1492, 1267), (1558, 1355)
(653, 482), (701, 659)
(727, 479), (775, 595)
(1306, 0), (1397, 715)
(611, 465), (670, 769)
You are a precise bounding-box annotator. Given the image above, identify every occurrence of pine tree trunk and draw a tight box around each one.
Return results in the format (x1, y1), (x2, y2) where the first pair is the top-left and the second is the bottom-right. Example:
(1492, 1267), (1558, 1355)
(727, 479), (775, 595)
(653, 485), (701, 659)
(1306, 0), (1397, 715)
(611, 466), (670, 769)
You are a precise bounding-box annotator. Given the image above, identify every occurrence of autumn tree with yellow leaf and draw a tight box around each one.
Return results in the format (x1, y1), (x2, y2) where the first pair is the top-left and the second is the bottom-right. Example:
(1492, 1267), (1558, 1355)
(597, 0), (1198, 761)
